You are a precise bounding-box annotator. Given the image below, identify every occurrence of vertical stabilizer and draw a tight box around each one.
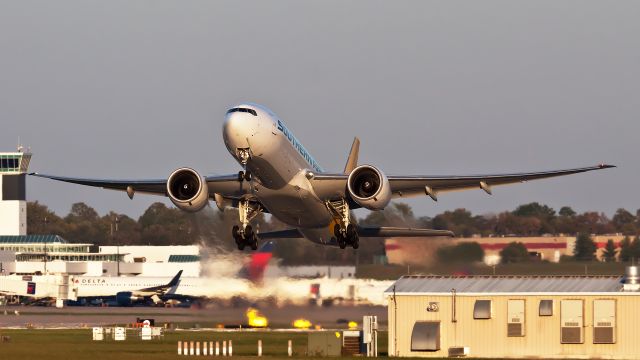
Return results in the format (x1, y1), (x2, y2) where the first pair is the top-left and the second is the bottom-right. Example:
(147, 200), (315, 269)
(238, 241), (275, 284)
(343, 137), (360, 174)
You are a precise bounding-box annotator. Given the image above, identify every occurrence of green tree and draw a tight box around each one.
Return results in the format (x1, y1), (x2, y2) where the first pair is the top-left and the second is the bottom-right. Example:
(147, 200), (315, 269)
(612, 208), (637, 235)
(631, 236), (640, 262)
(499, 242), (530, 263)
(512, 202), (556, 234)
(493, 212), (542, 236)
(432, 209), (484, 237)
(63, 202), (108, 244)
(602, 239), (616, 262)
(573, 233), (597, 261)
(558, 206), (577, 217)
(513, 202), (556, 219)
(436, 242), (484, 263)
(27, 201), (67, 235)
(619, 236), (633, 262)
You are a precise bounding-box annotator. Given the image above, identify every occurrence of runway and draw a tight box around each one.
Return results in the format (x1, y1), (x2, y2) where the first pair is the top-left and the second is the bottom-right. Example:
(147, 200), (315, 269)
(0, 304), (387, 329)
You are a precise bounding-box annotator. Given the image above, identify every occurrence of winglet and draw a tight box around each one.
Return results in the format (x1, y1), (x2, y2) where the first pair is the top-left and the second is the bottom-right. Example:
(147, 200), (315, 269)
(167, 270), (183, 287)
(343, 137), (360, 174)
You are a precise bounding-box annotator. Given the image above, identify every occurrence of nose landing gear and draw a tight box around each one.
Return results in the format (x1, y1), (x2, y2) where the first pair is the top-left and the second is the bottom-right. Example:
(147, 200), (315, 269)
(238, 171), (252, 182)
(236, 148), (251, 165)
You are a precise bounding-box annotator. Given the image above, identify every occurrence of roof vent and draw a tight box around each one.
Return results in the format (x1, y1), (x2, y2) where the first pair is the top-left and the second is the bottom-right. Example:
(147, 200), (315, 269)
(623, 266), (640, 291)
(625, 266), (638, 284)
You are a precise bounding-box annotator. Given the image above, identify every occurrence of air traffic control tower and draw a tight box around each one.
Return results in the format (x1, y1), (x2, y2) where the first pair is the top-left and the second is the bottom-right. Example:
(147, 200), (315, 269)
(0, 148), (31, 235)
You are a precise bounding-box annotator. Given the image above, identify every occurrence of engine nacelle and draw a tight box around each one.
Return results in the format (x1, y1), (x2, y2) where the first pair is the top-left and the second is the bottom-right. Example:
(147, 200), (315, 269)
(115, 291), (134, 306)
(347, 165), (391, 210)
(167, 168), (209, 212)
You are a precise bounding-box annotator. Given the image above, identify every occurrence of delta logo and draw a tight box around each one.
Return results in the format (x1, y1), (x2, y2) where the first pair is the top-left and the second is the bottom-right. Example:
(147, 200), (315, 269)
(74, 279), (107, 284)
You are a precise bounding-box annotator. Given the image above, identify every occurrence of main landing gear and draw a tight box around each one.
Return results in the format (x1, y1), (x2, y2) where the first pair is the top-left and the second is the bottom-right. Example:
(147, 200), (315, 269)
(233, 224), (258, 251)
(237, 170), (251, 182)
(334, 223), (359, 249)
(233, 200), (260, 251)
(326, 199), (359, 249)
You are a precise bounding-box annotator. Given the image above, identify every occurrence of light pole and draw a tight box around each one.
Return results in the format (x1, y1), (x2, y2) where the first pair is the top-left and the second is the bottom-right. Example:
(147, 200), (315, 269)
(111, 215), (120, 277)
(43, 216), (48, 275)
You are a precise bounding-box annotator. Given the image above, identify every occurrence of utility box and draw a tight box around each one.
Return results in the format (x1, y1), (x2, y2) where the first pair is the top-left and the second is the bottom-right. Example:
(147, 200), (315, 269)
(92, 327), (104, 341)
(342, 330), (361, 355)
(363, 315), (379, 357)
(308, 331), (342, 357)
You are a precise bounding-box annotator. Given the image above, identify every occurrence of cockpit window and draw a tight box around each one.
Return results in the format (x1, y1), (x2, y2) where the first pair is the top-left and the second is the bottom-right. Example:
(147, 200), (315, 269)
(227, 108), (257, 116)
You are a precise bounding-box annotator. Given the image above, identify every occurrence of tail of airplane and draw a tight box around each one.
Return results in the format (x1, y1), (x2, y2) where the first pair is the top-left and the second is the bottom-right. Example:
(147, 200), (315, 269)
(167, 270), (183, 287)
(238, 241), (275, 284)
(343, 137), (360, 174)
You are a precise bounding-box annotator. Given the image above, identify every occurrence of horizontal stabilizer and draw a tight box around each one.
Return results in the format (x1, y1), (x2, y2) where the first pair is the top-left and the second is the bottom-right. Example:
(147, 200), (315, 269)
(358, 226), (454, 238)
(257, 229), (304, 239)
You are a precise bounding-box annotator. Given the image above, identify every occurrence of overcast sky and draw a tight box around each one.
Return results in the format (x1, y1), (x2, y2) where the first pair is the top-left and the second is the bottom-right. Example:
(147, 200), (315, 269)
(0, 1), (637, 220)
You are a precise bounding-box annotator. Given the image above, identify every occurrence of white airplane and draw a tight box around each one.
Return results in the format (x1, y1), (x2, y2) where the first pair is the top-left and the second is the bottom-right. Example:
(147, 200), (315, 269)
(74, 270), (185, 306)
(32, 103), (614, 250)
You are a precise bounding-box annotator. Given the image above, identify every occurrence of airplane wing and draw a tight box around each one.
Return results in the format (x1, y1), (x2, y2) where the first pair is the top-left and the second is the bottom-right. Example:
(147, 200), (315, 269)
(357, 227), (453, 237)
(312, 164), (614, 202)
(29, 173), (247, 200)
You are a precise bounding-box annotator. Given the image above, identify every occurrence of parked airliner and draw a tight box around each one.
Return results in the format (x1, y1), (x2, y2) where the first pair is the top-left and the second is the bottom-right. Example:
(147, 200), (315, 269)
(32, 103), (614, 250)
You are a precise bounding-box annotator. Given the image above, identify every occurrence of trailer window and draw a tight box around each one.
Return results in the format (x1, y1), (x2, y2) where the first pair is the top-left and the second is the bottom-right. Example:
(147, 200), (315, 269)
(539, 299), (553, 316)
(473, 300), (492, 319)
(411, 321), (440, 351)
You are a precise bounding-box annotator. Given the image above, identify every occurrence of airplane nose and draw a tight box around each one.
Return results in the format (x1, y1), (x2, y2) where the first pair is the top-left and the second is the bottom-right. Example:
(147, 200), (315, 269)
(223, 113), (249, 149)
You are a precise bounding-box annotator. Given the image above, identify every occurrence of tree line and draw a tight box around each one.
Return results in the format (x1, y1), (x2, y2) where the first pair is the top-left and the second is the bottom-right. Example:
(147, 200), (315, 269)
(26, 201), (640, 265)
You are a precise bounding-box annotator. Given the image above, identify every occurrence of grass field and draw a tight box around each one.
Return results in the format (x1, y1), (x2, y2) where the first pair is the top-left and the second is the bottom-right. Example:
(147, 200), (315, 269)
(0, 328), (394, 360)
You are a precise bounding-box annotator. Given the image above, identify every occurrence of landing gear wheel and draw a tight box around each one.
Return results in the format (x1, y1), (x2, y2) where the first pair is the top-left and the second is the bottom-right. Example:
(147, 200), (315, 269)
(346, 224), (359, 249)
(233, 225), (245, 250)
(244, 171), (252, 181)
(333, 224), (342, 238)
(232, 225), (240, 241)
(238, 171), (245, 182)
(338, 238), (347, 249)
(346, 224), (357, 240)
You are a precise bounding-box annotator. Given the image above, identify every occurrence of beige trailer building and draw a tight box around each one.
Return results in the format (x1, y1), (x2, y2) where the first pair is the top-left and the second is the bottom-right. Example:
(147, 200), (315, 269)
(385, 269), (640, 358)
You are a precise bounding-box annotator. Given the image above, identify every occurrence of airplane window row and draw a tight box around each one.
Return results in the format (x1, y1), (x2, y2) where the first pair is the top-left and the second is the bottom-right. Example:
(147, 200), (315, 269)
(227, 108), (257, 116)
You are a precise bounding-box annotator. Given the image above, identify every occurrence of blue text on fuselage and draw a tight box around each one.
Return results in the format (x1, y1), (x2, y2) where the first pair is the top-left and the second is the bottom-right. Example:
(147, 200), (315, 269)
(277, 119), (323, 173)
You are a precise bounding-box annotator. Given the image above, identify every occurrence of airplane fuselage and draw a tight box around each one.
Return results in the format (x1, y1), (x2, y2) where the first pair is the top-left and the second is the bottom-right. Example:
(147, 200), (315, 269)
(222, 104), (337, 244)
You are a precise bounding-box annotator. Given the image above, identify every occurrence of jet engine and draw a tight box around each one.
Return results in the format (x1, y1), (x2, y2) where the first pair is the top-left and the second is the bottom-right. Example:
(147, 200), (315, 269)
(347, 165), (391, 210)
(115, 291), (141, 306)
(167, 168), (209, 212)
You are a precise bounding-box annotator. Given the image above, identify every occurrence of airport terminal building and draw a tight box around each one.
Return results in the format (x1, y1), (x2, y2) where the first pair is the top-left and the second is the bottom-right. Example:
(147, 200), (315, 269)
(385, 268), (640, 359)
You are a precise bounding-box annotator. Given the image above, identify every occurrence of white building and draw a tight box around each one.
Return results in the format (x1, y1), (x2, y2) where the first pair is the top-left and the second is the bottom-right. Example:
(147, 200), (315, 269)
(0, 150), (31, 236)
(0, 235), (200, 277)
